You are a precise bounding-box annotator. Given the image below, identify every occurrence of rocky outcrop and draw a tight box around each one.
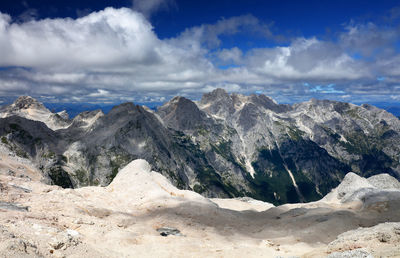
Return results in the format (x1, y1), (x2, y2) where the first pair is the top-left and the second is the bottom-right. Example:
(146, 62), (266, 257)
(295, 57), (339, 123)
(0, 158), (399, 257)
(0, 96), (71, 130)
(190, 89), (400, 204)
(327, 223), (400, 257)
(323, 172), (400, 204)
(157, 96), (210, 132)
(7, 96), (47, 111)
(69, 109), (104, 129)
(1, 91), (400, 205)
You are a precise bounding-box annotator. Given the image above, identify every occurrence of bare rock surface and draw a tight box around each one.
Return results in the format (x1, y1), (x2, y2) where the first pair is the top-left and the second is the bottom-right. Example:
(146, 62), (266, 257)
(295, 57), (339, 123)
(210, 197), (275, 212)
(0, 156), (399, 257)
(367, 174), (400, 190)
(327, 222), (400, 257)
(3, 92), (400, 206)
(323, 172), (400, 204)
(327, 248), (373, 258)
(0, 96), (71, 130)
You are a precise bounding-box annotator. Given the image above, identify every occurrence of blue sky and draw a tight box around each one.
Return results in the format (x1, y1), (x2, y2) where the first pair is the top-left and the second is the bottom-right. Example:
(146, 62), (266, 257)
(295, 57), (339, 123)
(0, 0), (400, 104)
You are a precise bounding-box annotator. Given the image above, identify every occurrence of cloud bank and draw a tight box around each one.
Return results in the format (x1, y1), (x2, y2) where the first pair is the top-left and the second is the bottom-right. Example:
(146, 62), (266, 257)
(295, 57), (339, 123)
(0, 7), (399, 104)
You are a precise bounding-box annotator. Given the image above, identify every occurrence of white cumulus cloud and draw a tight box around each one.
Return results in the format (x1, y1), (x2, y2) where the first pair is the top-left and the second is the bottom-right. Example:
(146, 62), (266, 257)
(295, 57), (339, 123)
(0, 8), (399, 104)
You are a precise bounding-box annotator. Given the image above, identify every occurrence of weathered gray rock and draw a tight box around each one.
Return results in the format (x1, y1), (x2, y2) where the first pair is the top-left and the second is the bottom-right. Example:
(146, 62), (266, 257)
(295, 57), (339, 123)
(156, 227), (182, 237)
(0, 96), (71, 130)
(8, 184), (32, 193)
(0, 202), (29, 212)
(367, 174), (400, 190)
(327, 249), (373, 258)
(2, 91), (400, 205)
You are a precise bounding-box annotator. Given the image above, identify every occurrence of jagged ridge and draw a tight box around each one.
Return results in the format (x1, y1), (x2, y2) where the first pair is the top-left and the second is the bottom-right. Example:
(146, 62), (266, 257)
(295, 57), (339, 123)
(1, 89), (400, 204)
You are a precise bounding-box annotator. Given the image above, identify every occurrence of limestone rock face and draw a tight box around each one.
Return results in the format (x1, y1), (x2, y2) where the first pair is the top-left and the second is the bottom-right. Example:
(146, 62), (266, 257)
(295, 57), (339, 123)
(68, 109), (104, 130)
(56, 110), (69, 120)
(192, 89), (400, 204)
(107, 159), (210, 206)
(157, 96), (210, 132)
(0, 96), (71, 130)
(367, 174), (400, 190)
(11, 96), (47, 110)
(322, 172), (400, 209)
(0, 158), (399, 258)
(1, 91), (400, 205)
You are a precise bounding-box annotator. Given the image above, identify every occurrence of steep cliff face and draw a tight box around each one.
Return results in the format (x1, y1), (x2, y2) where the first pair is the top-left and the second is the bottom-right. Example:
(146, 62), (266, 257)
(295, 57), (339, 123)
(163, 89), (400, 204)
(63, 103), (197, 189)
(157, 96), (211, 132)
(1, 90), (400, 204)
(0, 116), (72, 188)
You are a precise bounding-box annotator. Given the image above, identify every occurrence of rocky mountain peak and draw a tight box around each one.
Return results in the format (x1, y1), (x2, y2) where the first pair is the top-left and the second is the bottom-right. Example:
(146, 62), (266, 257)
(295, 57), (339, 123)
(2, 90), (400, 206)
(74, 109), (104, 120)
(198, 88), (236, 117)
(200, 88), (230, 105)
(199, 89), (291, 116)
(108, 102), (136, 116)
(157, 96), (208, 131)
(248, 94), (292, 113)
(57, 110), (69, 120)
(0, 96), (71, 130)
(165, 96), (199, 111)
(170, 96), (198, 109)
(69, 109), (104, 129)
(169, 95), (185, 103)
(11, 96), (47, 111)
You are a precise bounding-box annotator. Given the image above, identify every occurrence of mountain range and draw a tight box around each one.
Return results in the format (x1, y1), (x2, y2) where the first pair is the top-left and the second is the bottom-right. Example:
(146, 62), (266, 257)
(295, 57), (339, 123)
(1, 89), (399, 205)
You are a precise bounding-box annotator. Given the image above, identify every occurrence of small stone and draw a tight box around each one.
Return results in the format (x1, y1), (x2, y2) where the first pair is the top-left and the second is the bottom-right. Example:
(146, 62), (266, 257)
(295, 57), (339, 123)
(0, 201), (29, 212)
(48, 239), (64, 250)
(156, 227), (182, 237)
(8, 183), (32, 193)
(66, 229), (79, 237)
(7, 169), (16, 176)
(73, 218), (94, 225)
(377, 232), (391, 243)
(263, 240), (273, 246)
(73, 218), (83, 224)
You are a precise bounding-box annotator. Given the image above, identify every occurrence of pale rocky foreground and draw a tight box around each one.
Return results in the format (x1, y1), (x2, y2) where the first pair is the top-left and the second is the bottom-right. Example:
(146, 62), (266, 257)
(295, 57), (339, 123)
(1, 153), (400, 257)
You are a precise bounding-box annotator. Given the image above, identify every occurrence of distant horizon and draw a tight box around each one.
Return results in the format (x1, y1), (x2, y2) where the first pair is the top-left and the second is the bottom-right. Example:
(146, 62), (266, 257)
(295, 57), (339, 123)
(2, 90), (400, 118)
